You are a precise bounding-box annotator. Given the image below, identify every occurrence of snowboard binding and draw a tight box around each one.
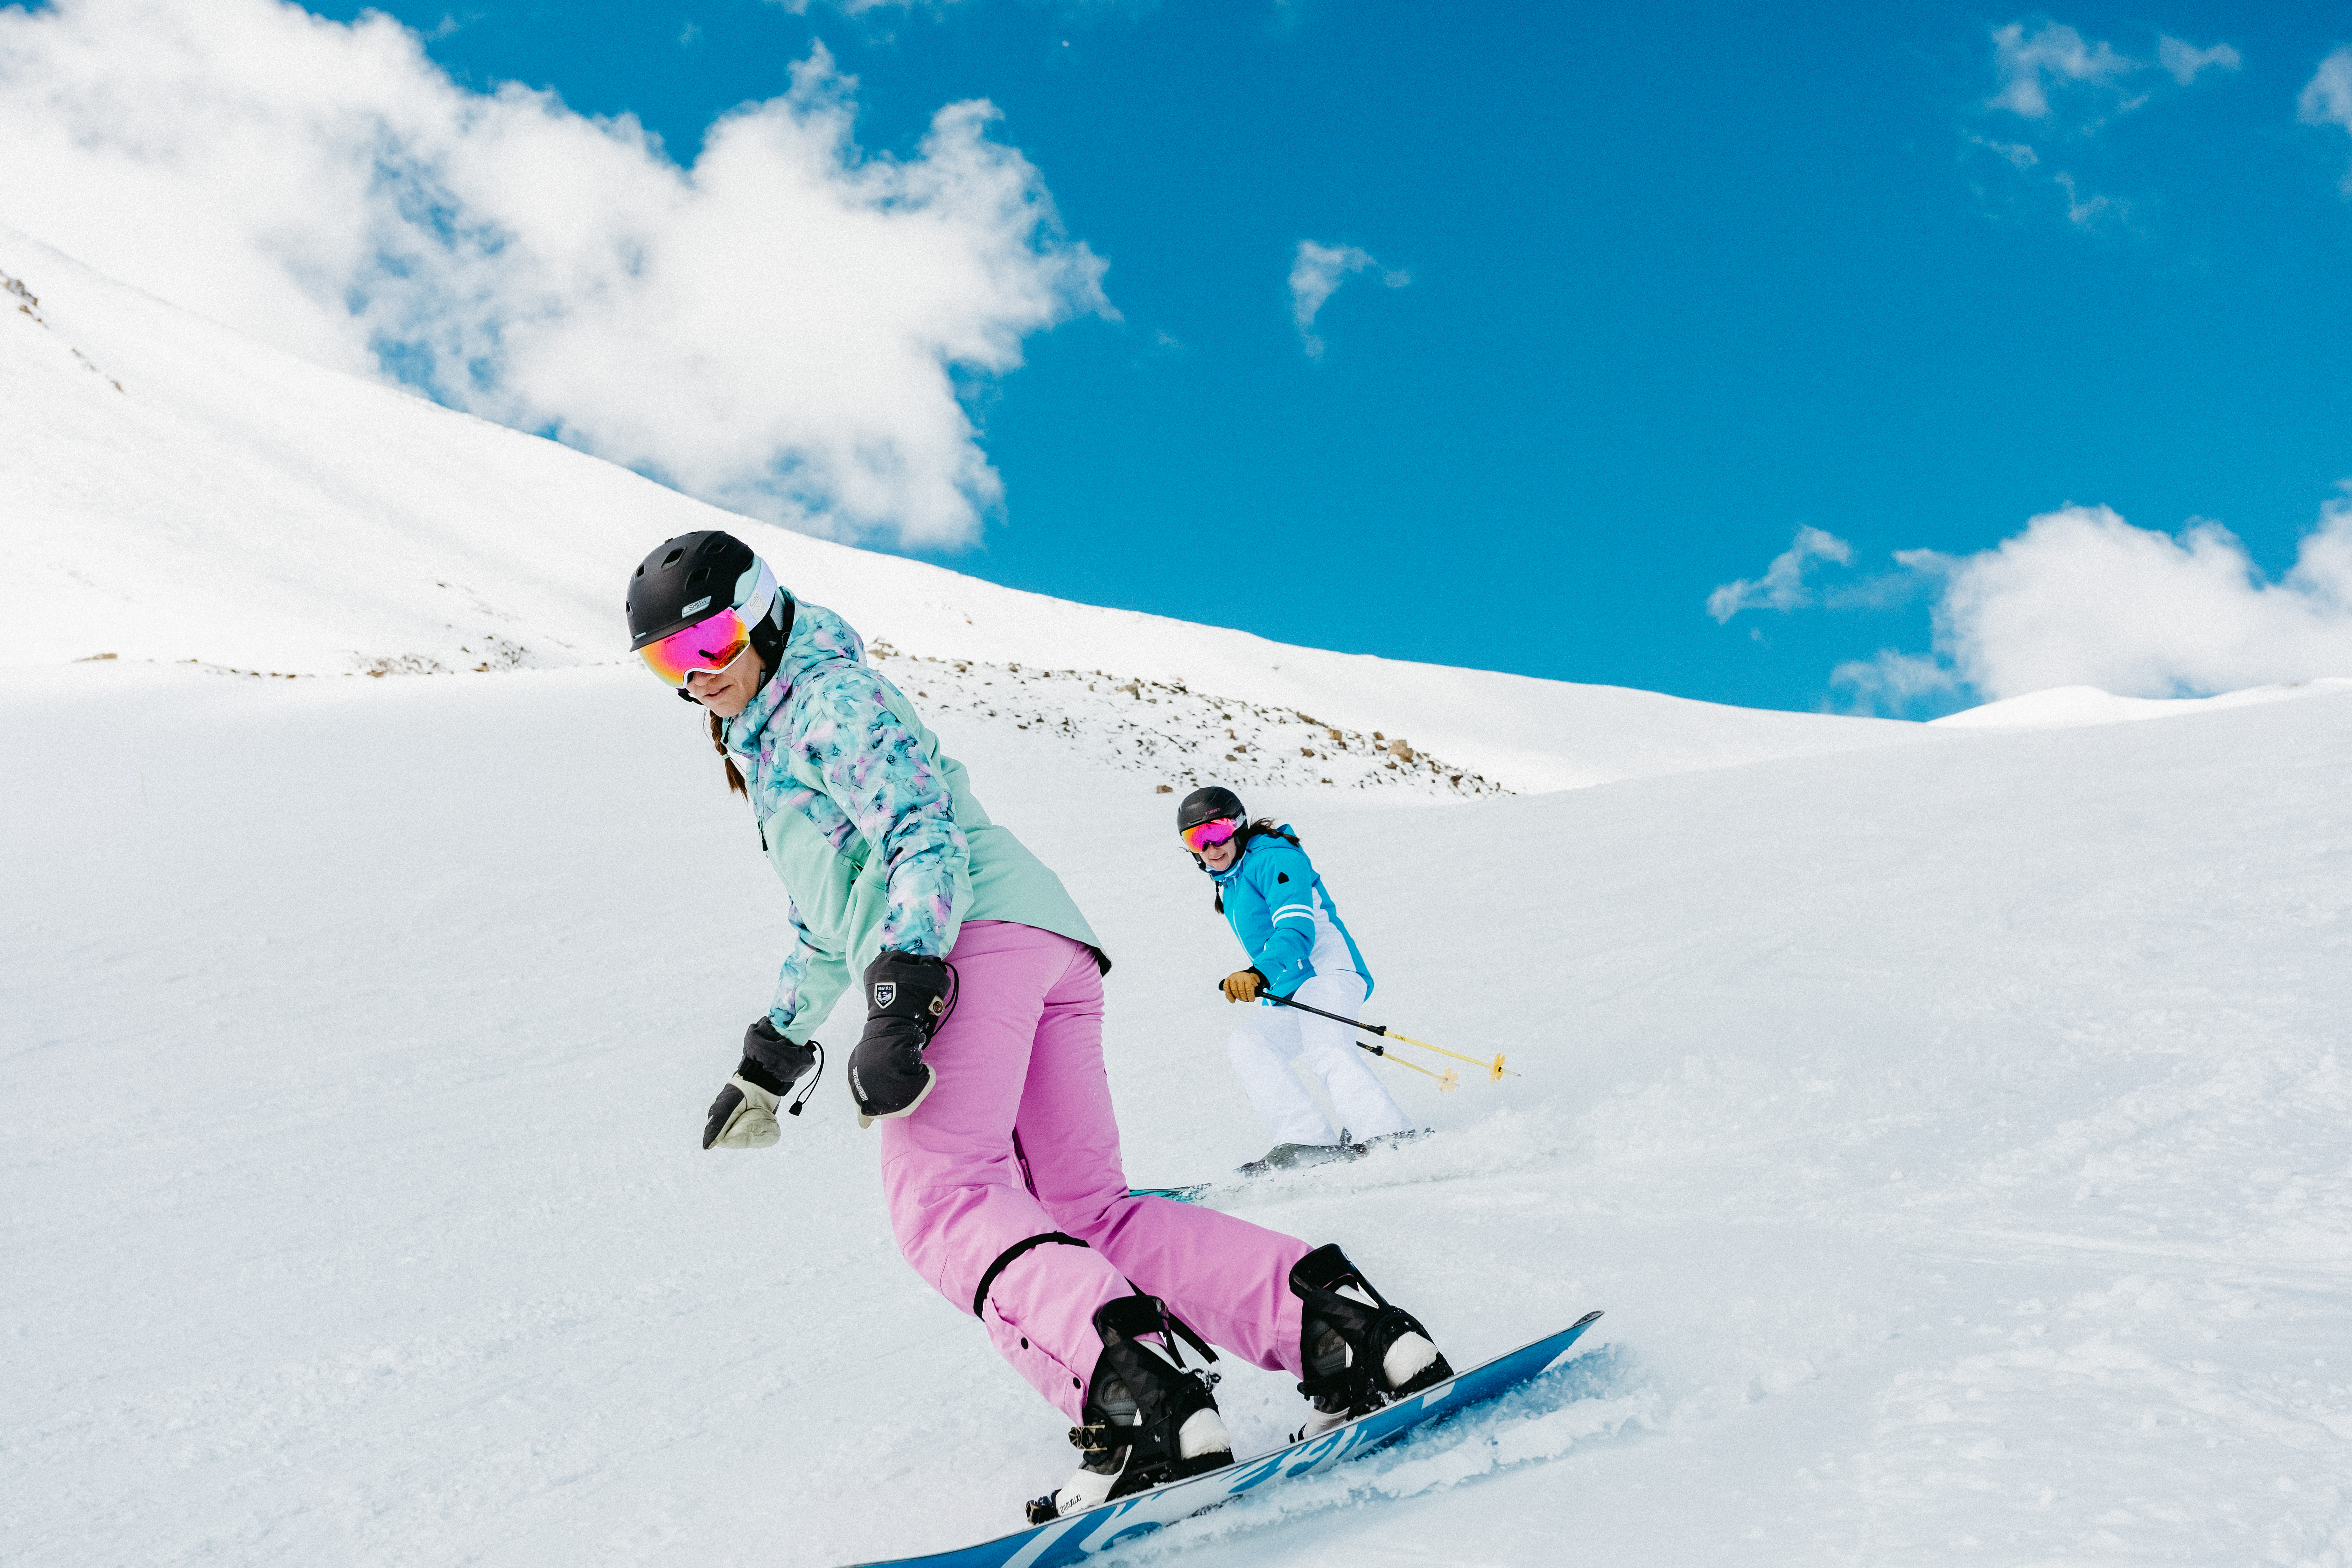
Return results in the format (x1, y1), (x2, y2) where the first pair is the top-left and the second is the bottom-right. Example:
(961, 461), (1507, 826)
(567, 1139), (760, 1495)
(1290, 1243), (1454, 1438)
(1026, 1294), (1232, 1525)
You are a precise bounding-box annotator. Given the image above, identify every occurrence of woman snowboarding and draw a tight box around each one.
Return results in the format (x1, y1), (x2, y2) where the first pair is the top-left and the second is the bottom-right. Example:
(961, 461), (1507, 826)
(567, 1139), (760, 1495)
(624, 531), (1452, 1519)
(1177, 787), (1419, 1174)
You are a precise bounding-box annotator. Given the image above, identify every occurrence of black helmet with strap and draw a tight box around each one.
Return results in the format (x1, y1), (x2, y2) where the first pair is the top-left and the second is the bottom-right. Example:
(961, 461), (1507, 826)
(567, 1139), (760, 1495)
(625, 530), (794, 699)
(628, 531), (755, 648)
(1176, 785), (1246, 835)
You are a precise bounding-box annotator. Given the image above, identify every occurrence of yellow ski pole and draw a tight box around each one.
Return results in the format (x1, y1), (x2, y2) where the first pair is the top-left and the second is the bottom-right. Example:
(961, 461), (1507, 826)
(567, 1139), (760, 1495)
(1346, 1034), (1462, 1092)
(1262, 992), (1518, 1082)
(1379, 1028), (1513, 1083)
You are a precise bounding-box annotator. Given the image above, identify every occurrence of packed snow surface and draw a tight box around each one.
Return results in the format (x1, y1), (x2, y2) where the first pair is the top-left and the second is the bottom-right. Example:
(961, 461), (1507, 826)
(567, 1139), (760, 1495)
(6, 665), (2350, 1567)
(7, 227), (2352, 1567)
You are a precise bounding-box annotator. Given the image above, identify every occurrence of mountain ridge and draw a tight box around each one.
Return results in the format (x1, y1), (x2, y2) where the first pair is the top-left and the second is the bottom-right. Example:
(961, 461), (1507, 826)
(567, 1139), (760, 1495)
(0, 222), (1921, 794)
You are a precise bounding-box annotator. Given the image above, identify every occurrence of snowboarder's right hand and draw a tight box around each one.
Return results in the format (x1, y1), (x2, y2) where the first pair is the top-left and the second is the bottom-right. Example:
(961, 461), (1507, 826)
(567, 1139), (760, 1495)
(1221, 968), (1266, 1003)
(848, 950), (954, 1127)
(703, 1018), (818, 1150)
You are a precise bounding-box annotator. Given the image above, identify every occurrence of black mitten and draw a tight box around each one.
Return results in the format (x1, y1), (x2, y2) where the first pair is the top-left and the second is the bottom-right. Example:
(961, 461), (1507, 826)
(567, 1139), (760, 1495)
(743, 1016), (818, 1089)
(847, 951), (955, 1127)
(702, 1018), (820, 1149)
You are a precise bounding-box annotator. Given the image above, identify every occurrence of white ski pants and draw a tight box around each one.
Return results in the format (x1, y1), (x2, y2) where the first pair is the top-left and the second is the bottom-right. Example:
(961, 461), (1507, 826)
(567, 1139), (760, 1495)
(1226, 971), (1414, 1147)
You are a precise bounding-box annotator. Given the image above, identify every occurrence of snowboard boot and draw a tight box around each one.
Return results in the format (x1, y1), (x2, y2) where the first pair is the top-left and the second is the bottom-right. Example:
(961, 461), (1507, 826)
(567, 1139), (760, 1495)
(1236, 1130), (1364, 1177)
(1026, 1295), (1233, 1524)
(1288, 1242), (1454, 1441)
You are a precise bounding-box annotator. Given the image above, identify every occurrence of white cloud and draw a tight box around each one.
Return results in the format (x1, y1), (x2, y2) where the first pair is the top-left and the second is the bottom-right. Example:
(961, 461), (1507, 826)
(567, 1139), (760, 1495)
(1289, 240), (1408, 359)
(2051, 170), (2122, 227)
(1974, 20), (2238, 229)
(1969, 134), (2042, 171)
(1812, 498), (2352, 715)
(0, 0), (1108, 547)
(2157, 36), (2241, 86)
(775, 0), (928, 13)
(1988, 21), (2134, 119)
(1923, 502), (2352, 700)
(1827, 650), (1961, 714)
(2299, 49), (2352, 190)
(1715, 495), (2352, 717)
(2302, 48), (2352, 128)
(1706, 527), (1855, 622)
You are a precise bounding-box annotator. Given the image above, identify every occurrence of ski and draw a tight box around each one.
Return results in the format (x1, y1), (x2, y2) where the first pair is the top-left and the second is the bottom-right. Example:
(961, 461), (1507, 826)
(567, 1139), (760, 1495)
(839, 1311), (1606, 1568)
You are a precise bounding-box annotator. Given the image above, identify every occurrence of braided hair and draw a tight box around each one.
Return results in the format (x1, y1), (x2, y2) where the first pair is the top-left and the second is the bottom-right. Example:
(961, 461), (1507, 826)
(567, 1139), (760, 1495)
(709, 711), (747, 798)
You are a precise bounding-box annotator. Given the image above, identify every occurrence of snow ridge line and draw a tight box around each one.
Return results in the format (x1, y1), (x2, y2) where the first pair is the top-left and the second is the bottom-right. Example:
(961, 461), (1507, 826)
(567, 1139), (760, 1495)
(4, 265), (123, 392)
(868, 642), (1510, 798)
(44, 640), (1511, 796)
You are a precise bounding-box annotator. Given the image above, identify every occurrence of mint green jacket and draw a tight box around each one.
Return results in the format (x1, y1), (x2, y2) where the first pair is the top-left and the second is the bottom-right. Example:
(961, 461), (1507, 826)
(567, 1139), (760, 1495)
(722, 599), (1102, 1036)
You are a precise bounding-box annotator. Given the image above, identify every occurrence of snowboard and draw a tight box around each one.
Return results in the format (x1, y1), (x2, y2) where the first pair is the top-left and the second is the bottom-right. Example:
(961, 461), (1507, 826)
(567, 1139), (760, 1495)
(1126, 1184), (1211, 1204)
(841, 1310), (1606, 1568)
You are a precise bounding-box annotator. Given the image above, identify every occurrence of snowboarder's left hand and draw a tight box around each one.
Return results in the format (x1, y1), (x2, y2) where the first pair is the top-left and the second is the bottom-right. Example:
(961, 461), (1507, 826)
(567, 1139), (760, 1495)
(703, 1018), (818, 1149)
(1222, 968), (1266, 1003)
(849, 950), (955, 1127)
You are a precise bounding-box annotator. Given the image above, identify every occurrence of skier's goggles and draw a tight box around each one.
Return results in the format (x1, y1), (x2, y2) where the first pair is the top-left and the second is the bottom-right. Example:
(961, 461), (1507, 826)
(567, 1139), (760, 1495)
(638, 606), (753, 687)
(1178, 816), (1245, 853)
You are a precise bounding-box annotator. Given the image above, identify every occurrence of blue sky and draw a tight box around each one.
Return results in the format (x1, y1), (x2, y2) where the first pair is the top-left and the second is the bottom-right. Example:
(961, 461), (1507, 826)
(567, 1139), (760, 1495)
(302, 0), (2352, 715)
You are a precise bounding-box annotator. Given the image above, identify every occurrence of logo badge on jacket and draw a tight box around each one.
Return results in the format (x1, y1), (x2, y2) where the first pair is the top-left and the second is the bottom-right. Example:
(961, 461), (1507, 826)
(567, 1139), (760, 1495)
(874, 982), (897, 1008)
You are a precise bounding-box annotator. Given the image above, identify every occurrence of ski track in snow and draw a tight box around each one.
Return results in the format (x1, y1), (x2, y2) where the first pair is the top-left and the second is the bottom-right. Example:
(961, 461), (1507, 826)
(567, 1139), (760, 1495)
(1117, 1348), (1656, 1564)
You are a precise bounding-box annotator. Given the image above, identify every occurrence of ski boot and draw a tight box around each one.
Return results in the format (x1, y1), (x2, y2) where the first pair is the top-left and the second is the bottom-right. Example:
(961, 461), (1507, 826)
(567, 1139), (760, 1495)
(1236, 1129), (1364, 1177)
(1288, 1242), (1454, 1441)
(1026, 1295), (1233, 1524)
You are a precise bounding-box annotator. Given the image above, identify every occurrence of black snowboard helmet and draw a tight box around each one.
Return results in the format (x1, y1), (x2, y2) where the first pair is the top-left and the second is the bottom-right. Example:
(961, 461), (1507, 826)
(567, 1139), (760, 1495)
(1178, 784), (1256, 893)
(626, 530), (794, 699)
(1176, 785), (1247, 837)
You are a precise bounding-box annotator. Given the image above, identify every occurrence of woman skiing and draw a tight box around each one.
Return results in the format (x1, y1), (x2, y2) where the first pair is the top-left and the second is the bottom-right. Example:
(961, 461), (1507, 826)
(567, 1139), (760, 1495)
(1177, 787), (1419, 1174)
(624, 531), (1452, 1520)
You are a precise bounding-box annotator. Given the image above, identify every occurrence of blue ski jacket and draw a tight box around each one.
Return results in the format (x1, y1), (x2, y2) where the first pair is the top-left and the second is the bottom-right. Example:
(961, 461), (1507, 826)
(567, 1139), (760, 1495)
(1209, 827), (1373, 999)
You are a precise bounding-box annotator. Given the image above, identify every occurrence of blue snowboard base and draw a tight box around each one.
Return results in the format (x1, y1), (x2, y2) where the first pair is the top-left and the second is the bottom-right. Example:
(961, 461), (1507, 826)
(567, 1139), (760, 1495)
(1126, 1185), (1211, 1204)
(842, 1310), (1606, 1568)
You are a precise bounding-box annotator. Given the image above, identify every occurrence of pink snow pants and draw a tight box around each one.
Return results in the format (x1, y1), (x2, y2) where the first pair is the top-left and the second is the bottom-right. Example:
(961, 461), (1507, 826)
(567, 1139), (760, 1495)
(876, 921), (1311, 1421)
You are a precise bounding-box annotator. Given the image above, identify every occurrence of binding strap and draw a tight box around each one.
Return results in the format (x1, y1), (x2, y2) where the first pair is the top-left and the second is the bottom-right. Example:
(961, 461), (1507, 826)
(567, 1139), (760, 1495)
(972, 1232), (1090, 1319)
(1098, 1288), (1219, 1367)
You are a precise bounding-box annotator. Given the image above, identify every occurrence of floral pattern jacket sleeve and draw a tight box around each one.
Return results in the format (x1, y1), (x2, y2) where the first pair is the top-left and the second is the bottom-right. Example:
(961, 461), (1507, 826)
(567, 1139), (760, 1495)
(759, 668), (969, 1032)
(727, 602), (971, 1038)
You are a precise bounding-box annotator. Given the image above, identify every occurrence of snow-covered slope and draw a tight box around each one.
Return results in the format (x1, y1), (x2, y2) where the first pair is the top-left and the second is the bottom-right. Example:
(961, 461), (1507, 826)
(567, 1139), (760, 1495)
(5, 662), (2348, 1567)
(1934, 677), (2352, 731)
(8, 225), (2352, 1568)
(0, 223), (1919, 795)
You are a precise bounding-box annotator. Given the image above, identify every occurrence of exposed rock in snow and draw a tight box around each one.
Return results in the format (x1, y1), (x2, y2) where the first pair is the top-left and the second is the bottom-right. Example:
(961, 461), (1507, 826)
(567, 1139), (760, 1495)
(870, 644), (1504, 797)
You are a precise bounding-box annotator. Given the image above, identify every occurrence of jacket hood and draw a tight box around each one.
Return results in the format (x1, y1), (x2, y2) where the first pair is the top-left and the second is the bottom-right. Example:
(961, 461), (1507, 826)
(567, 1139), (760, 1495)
(722, 596), (865, 757)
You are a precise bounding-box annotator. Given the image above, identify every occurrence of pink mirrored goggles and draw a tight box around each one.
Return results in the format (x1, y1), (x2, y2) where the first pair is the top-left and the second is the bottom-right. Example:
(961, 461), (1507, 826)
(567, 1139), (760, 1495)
(1179, 816), (1245, 854)
(637, 606), (753, 687)
(637, 561), (779, 689)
